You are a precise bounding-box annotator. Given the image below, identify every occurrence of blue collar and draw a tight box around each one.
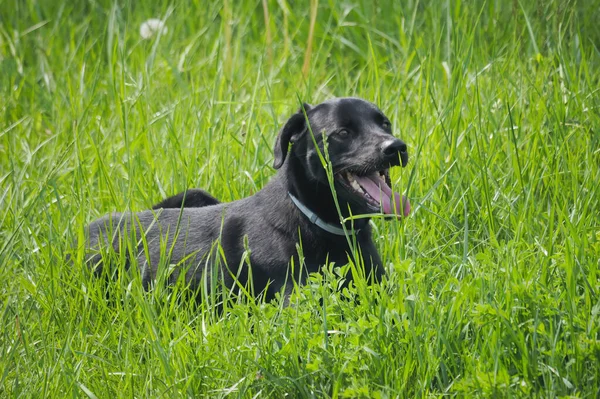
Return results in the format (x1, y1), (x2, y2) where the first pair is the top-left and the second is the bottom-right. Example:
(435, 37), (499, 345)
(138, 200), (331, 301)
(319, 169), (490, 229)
(288, 192), (359, 236)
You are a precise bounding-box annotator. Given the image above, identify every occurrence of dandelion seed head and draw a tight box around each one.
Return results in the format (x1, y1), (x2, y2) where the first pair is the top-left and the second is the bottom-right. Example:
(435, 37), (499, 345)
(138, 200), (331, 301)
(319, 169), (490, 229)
(140, 19), (167, 40)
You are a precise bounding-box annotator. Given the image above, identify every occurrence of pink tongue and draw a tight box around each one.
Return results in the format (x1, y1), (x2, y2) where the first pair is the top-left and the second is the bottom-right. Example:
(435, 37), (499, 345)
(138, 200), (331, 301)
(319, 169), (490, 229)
(354, 173), (411, 217)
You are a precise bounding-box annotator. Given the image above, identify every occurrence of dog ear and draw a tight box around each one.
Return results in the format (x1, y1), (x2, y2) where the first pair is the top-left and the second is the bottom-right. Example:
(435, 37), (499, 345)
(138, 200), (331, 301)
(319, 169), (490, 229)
(272, 103), (312, 169)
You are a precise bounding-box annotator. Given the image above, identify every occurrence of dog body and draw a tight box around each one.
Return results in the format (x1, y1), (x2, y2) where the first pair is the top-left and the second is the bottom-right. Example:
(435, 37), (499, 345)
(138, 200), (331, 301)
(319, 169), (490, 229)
(85, 98), (409, 301)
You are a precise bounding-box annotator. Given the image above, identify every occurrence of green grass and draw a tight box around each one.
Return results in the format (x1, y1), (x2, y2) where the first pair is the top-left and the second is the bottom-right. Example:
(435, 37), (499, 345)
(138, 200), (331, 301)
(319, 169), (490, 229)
(2, 0), (600, 397)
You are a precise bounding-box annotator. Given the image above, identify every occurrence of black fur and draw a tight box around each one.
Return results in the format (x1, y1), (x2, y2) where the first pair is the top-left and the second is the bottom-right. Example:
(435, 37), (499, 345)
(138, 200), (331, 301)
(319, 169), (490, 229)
(84, 98), (408, 303)
(152, 189), (220, 209)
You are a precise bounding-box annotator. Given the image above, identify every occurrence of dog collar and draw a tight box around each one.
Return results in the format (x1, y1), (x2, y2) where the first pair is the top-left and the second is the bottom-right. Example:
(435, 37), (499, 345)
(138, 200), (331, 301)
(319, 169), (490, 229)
(288, 192), (359, 236)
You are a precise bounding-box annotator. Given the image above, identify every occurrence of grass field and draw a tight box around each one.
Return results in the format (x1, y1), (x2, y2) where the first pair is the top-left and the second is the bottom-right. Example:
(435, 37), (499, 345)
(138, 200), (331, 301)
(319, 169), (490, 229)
(2, 0), (600, 397)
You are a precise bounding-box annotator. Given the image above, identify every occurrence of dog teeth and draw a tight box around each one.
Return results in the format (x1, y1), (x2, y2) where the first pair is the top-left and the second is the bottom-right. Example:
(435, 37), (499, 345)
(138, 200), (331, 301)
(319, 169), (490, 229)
(344, 172), (364, 192)
(350, 179), (362, 191)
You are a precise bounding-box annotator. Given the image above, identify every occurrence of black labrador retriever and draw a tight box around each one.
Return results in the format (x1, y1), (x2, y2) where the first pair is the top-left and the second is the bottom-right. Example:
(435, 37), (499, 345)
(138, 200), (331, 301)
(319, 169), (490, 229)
(85, 98), (410, 302)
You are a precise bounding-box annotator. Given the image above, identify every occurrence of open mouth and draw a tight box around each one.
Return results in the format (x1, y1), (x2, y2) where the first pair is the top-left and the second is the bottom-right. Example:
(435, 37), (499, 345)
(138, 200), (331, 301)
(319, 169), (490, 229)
(338, 170), (410, 217)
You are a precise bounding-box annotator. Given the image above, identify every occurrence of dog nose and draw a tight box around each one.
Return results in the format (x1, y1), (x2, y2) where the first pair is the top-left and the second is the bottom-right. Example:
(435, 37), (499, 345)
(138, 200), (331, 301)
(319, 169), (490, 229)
(383, 139), (407, 157)
(382, 139), (408, 167)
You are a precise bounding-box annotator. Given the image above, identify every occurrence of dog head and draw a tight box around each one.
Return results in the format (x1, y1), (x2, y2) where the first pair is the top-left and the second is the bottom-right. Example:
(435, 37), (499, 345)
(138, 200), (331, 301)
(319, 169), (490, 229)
(273, 97), (410, 218)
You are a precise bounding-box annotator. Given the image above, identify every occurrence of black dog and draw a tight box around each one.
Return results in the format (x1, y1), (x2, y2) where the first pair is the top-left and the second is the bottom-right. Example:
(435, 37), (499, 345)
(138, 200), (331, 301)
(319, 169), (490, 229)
(85, 98), (410, 302)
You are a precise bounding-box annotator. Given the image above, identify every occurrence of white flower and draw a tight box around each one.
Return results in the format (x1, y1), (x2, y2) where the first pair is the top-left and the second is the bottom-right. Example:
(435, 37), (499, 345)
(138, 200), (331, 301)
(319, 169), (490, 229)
(140, 19), (167, 40)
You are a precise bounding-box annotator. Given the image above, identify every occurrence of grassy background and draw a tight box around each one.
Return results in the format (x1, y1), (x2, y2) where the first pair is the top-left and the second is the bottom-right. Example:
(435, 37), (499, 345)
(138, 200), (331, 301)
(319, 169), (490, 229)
(2, 0), (600, 397)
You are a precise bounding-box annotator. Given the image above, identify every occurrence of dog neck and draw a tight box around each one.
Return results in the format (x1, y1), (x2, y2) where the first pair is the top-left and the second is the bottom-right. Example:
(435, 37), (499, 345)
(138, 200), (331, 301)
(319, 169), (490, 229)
(287, 192), (359, 236)
(278, 157), (369, 234)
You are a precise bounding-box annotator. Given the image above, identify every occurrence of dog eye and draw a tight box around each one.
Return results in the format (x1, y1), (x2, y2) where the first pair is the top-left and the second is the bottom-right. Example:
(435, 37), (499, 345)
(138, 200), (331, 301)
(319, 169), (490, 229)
(382, 121), (391, 129)
(337, 129), (350, 137)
